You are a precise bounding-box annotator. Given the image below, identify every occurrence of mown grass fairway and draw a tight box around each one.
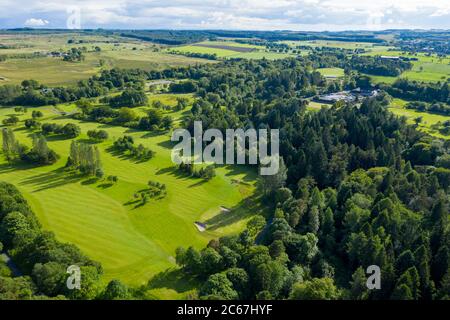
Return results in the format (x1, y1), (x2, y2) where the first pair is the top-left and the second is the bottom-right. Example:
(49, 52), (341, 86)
(0, 101), (262, 297)
(388, 98), (450, 139)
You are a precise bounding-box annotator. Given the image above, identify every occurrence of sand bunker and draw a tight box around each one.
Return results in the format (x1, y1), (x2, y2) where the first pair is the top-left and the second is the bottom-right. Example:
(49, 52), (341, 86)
(194, 222), (206, 232)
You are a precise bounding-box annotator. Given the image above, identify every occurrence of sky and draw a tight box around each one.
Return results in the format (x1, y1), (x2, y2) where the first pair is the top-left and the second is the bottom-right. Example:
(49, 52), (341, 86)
(0, 0), (449, 31)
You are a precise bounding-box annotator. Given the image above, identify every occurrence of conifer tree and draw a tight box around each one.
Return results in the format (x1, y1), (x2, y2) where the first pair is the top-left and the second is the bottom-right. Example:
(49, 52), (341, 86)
(308, 206), (320, 234)
(1, 127), (18, 161)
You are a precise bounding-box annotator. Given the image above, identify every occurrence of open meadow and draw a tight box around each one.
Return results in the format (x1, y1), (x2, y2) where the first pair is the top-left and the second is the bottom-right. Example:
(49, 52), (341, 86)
(362, 50), (450, 84)
(0, 33), (211, 86)
(280, 40), (394, 52)
(280, 40), (449, 85)
(0, 95), (264, 298)
(317, 67), (345, 78)
(169, 40), (293, 60)
(388, 98), (450, 139)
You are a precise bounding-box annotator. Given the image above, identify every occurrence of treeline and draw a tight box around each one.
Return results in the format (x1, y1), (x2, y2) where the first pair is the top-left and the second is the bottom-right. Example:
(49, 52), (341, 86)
(120, 30), (213, 45)
(111, 136), (155, 161)
(66, 141), (103, 177)
(382, 79), (450, 104)
(101, 88), (148, 108)
(305, 51), (412, 77)
(147, 58), (326, 109)
(169, 50), (218, 60)
(177, 162), (216, 181)
(349, 55), (412, 77)
(0, 68), (147, 107)
(0, 182), (102, 299)
(74, 99), (173, 132)
(405, 101), (450, 116)
(2, 128), (58, 165)
(63, 48), (85, 62)
(87, 129), (108, 141)
(41, 123), (81, 138)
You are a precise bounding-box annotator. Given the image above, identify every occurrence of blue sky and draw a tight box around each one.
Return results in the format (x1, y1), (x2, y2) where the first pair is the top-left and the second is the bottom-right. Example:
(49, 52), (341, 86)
(0, 0), (449, 31)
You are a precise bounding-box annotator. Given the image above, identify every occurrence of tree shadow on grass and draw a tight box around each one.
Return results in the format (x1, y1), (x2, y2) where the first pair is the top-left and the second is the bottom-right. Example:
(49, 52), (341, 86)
(133, 202), (146, 209)
(76, 138), (97, 145)
(124, 199), (141, 206)
(52, 115), (71, 121)
(188, 179), (208, 188)
(155, 166), (174, 175)
(141, 130), (168, 139)
(13, 127), (29, 132)
(81, 177), (98, 185)
(19, 167), (85, 192)
(97, 182), (113, 189)
(105, 146), (152, 164)
(222, 164), (257, 183)
(156, 139), (175, 150)
(202, 193), (268, 231)
(155, 166), (196, 181)
(45, 134), (71, 142)
(147, 268), (199, 294)
(0, 161), (38, 174)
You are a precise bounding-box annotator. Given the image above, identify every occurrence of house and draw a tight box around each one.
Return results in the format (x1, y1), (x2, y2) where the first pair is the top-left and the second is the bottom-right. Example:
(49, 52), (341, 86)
(351, 88), (379, 97)
(315, 88), (380, 104)
(315, 91), (355, 103)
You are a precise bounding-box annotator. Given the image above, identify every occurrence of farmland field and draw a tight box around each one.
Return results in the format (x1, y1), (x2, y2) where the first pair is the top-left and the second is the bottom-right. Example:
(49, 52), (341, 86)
(0, 97), (263, 298)
(280, 40), (393, 52)
(169, 40), (293, 60)
(278, 40), (449, 84)
(0, 33), (211, 86)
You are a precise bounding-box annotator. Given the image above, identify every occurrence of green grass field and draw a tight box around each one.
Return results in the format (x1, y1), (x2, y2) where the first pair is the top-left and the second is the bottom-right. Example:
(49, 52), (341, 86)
(275, 40), (449, 84)
(0, 33), (211, 86)
(231, 51), (292, 60)
(388, 98), (450, 139)
(280, 40), (393, 52)
(195, 40), (263, 49)
(170, 45), (238, 58)
(0, 98), (263, 298)
(307, 101), (333, 112)
(362, 50), (450, 83)
(317, 67), (345, 78)
(169, 40), (293, 60)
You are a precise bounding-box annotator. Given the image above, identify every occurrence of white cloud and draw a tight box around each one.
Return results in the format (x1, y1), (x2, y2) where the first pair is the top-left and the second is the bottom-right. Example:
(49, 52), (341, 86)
(1, 0), (448, 30)
(24, 18), (49, 27)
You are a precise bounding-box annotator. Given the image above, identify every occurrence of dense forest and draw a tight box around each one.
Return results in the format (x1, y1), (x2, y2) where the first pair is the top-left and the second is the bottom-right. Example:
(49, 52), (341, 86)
(1, 55), (449, 300)
(147, 59), (449, 300)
